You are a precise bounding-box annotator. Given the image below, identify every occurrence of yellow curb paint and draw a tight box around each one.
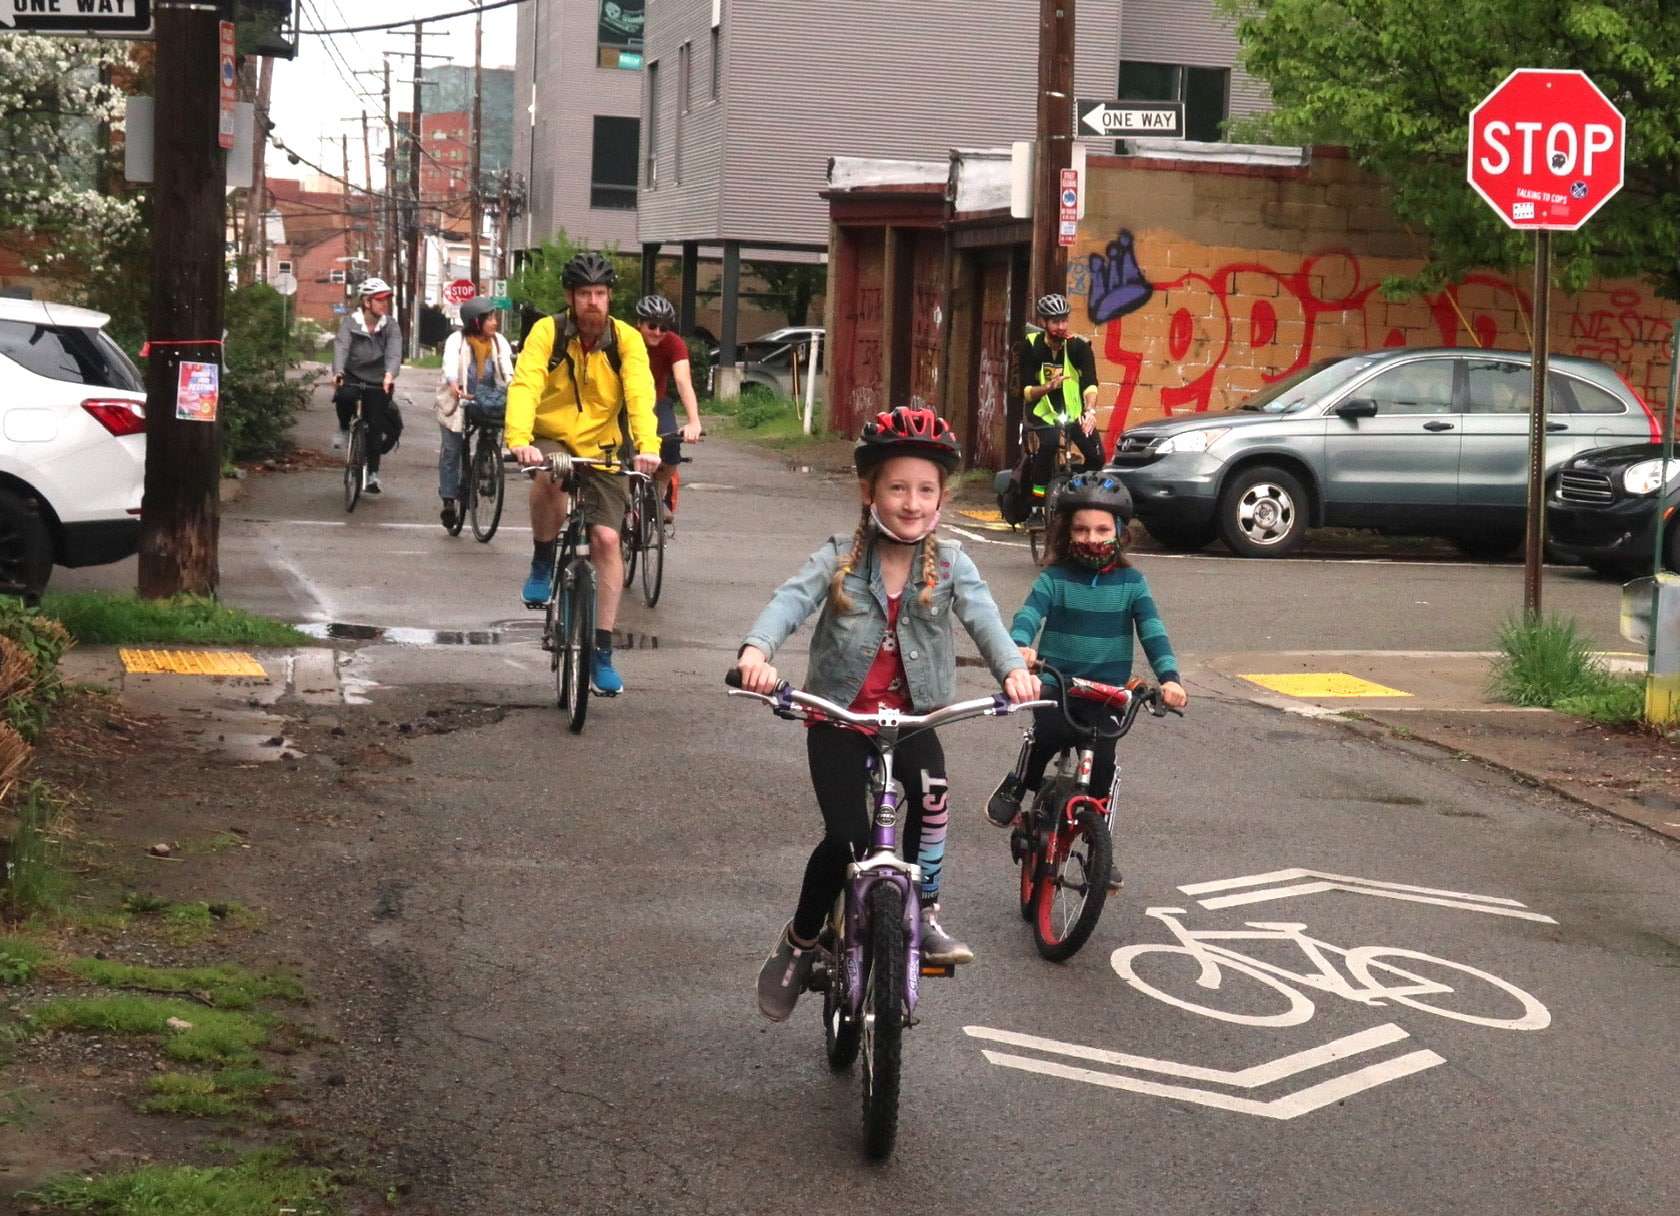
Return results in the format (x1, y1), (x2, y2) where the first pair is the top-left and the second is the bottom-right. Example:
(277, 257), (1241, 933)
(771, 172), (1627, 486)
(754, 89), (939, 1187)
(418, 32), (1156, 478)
(119, 649), (269, 678)
(1240, 672), (1413, 699)
(959, 508), (1005, 523)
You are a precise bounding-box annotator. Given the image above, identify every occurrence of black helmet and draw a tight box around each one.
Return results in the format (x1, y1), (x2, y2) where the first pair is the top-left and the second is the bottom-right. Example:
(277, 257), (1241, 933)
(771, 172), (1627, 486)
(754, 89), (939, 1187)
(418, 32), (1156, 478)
(1055, 470), (1133, 521)
(634, 294), (677, 325)
(855, 407), (962, 477)
(459, 296), (497, 327)
(561, 250), (618, 288)
(1035, 292), (1071, 320)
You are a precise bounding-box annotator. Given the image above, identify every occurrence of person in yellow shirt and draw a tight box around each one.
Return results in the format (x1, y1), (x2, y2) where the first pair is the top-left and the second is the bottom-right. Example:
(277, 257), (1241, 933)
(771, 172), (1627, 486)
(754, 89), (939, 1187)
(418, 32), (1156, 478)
(506, 250), (660, 696)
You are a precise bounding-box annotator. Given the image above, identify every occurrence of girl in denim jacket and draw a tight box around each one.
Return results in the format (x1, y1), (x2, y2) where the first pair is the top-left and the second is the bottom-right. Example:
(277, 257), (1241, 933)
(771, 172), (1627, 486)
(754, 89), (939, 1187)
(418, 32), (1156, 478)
(736, 408), (1038, 1022)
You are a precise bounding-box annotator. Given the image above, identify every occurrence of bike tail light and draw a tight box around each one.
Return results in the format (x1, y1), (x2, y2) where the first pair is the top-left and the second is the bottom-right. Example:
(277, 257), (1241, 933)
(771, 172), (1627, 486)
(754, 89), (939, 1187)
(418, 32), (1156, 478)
(83, 399), (146, 437)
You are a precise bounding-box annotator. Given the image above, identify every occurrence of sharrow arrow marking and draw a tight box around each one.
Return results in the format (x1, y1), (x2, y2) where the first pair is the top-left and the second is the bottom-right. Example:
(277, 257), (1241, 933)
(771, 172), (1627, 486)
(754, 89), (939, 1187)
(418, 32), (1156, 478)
(1179, 868), (1557, 923)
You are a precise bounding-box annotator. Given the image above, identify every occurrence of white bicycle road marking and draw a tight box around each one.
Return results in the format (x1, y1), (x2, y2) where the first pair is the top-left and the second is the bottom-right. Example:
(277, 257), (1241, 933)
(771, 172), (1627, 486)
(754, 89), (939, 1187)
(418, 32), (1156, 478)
(965, 1023), (1445, 1120)
(1110, 907), (1552, 1030)
(1180, 868), (1559, 924)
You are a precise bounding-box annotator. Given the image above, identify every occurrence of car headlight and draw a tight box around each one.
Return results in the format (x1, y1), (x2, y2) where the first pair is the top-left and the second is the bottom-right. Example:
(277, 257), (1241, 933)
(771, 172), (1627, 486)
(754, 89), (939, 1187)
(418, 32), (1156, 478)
(1154, 428), (1230, 456)
(1621, 458), (1680, 496)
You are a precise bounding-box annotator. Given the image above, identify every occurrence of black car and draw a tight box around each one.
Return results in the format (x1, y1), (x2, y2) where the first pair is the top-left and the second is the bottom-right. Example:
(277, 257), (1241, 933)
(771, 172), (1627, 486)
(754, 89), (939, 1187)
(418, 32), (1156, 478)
(1548, 442), (1679, 578)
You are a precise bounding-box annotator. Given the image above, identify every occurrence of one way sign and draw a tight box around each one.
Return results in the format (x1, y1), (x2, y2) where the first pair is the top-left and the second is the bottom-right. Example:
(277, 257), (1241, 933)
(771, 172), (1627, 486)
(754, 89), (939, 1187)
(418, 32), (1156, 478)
(1076, 98), (1186, 140)
(1, 0), (153, 37)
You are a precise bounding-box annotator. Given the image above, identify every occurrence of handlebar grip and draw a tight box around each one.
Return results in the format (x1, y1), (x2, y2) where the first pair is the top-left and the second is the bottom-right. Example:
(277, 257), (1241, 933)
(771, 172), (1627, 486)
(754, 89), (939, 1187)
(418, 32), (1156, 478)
(725, 668), (744, 689)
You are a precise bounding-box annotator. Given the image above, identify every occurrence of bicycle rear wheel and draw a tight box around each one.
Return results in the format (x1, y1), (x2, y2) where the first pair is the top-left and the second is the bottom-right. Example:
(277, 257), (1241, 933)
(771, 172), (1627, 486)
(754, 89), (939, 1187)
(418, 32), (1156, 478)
(1032, 806), (1113, 962)
(343, 420), (365, 513)
(639, 479), (665, 607)
(470, 431), (505, 542)
(446, 429), (469, 536)
(860, 881), (905, 1161)
(559, 562), (595, 734)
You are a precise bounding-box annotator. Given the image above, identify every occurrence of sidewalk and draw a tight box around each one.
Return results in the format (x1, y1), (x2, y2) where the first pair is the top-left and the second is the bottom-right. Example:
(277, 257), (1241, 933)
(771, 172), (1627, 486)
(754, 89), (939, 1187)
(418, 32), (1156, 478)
(1197, 649), (1680, 842)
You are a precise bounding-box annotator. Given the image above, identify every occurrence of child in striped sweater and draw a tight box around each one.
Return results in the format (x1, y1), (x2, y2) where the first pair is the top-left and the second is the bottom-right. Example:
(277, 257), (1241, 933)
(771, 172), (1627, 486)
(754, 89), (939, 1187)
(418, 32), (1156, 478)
(986, 471), (1188, 826)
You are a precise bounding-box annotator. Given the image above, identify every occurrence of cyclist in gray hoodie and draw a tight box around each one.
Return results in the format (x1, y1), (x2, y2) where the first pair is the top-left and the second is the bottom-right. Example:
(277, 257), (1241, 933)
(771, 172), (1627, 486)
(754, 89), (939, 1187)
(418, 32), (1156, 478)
(332, 277), (404, 493)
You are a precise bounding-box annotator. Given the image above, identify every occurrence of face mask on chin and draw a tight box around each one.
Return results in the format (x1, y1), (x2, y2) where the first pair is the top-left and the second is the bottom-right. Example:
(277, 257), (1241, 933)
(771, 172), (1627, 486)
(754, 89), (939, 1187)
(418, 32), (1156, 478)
(1069, 537), (1122, 570)
(870, 505), (940, 545)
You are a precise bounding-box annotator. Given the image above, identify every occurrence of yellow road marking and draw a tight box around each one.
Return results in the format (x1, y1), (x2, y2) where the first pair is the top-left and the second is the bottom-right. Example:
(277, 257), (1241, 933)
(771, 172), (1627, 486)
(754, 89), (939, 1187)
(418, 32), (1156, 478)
(1240, 672), (1412, 699)
(959, 508), (1005, 523)
(119, 649), (269, 678)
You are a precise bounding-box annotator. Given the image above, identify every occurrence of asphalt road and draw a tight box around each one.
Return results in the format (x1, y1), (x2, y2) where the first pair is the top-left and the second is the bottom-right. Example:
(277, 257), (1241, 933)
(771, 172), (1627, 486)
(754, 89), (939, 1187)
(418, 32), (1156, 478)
(62, 376), (1680, 1212)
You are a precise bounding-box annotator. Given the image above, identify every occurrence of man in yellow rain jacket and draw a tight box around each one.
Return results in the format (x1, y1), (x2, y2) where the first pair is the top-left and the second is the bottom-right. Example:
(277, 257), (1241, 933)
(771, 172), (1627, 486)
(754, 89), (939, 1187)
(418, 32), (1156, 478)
(506, 250), (659, 696)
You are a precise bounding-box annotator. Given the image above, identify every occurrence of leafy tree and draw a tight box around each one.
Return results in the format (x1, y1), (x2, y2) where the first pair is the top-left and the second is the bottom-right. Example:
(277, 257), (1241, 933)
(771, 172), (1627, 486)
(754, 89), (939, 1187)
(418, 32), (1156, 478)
(1217, 1), (1680, 297)
(221, 284), (314, 461)
(753, 261), (825, 327)
(508, 230), (639, 322)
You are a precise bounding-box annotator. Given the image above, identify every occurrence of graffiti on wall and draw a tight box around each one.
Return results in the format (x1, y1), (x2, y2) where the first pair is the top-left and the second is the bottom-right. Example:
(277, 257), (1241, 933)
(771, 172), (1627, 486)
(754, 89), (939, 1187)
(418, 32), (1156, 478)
(1080, 228), (1677, 444)
(976, 318), (1010, 457)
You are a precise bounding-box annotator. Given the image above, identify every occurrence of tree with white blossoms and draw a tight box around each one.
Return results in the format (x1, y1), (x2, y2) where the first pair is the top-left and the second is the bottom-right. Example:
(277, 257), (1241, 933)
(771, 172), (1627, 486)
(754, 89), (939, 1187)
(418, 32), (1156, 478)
(0, 34), (143, 282)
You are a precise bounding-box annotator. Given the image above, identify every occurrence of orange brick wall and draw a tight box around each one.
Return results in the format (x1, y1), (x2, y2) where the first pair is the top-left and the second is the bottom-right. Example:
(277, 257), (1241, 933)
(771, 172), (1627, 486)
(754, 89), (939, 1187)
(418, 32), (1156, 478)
(1068, 151), (1678, 450)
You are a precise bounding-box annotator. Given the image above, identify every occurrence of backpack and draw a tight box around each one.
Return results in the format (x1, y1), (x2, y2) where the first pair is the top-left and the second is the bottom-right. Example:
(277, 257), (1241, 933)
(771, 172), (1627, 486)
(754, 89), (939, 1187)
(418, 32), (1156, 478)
(546, 311), (622, 383)
(995, 450), (1034, 525)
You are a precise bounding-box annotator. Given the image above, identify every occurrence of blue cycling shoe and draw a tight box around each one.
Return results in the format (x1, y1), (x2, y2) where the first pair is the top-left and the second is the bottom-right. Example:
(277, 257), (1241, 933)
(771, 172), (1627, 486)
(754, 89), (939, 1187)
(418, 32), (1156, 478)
(590, 650), (624, 696)
(521, 560), (551, 607)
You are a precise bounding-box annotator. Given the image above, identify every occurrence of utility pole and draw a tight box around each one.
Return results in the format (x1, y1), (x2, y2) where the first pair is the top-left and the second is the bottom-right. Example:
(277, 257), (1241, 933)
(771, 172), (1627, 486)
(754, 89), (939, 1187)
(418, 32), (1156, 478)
(407, 23), (425, 359)
(341, 133), (355, 267)
(360, 110), (376, 277)
(239, 54), (274, 288)
(140, 0), (229, 597)
(470, 0), (485, 291)
(1029, 0), (1076, 301)
(383, 58), (398, 288)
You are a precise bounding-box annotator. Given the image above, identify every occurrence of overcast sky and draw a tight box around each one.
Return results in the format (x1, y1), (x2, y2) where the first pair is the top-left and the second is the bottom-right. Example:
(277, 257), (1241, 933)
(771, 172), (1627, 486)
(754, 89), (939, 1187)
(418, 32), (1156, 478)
(270, 0), (520, 190)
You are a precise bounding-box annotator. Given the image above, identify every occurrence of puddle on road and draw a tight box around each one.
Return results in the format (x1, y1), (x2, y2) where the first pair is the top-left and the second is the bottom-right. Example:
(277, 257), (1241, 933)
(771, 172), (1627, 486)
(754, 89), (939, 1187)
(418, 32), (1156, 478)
(299, 621), (663, 650)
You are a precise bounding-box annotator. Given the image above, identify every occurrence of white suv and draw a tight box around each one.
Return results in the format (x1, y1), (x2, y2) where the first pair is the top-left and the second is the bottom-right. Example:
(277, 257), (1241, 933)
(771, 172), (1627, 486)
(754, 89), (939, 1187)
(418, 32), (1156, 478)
(0, 298), (146, 597)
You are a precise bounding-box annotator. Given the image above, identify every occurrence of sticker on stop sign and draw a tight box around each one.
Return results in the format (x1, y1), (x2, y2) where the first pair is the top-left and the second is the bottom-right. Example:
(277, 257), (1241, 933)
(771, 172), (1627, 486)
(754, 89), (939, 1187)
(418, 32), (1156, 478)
(1467, 68), (1625, 231)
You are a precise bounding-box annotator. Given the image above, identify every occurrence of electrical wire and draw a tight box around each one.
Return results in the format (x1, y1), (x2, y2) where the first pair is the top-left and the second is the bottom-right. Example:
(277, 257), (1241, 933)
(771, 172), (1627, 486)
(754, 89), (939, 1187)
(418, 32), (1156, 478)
(301, 0), (529, 37)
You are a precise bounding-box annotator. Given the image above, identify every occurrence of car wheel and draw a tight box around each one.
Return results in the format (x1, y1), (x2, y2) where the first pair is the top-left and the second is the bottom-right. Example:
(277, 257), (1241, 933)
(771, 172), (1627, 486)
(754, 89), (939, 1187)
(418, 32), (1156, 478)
(1142, 518), (1216, 552)
(1452, 533), (1522, 561)
(1218, 466), (1309, 558)
(0, 490), (53, 601)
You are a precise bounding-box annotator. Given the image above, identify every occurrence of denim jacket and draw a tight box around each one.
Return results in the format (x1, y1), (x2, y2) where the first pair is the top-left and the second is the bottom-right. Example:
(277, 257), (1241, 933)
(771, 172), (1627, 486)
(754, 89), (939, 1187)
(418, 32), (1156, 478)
(742, 533), (1026, 712)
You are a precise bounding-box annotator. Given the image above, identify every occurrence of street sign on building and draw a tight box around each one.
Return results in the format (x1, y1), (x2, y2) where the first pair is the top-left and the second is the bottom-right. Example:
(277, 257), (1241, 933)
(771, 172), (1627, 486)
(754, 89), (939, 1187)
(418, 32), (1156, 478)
(0, 0), (153, 36)
(444, 279), (477, 306)
(1075, 98), (1186, 140)
(1467, 69), (1625, 231)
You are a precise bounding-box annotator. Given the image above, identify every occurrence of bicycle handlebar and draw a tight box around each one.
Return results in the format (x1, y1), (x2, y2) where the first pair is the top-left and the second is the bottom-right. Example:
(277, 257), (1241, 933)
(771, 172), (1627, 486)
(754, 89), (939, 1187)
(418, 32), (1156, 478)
(1036, 661), (1182, 741)
(503, 451), (619, 480)
(724, 668), (1053, 731)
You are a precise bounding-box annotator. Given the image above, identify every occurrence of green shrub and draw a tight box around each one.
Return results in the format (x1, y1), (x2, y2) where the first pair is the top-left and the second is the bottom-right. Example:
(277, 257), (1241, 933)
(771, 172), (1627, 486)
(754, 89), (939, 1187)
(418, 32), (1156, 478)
(222, 285), (316, 461)
(736, 390), (798, 430)
(3, 784), (72, 922)
(1489, 613), (1643, 725)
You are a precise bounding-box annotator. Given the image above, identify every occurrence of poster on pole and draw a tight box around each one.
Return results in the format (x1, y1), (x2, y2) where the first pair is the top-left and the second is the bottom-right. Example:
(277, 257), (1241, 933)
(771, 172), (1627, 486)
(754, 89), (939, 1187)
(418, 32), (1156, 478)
(175, 361), (220, 423)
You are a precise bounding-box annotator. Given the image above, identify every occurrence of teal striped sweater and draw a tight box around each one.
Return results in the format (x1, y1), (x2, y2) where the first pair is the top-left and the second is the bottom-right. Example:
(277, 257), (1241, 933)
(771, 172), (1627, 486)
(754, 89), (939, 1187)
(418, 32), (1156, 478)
(1010, 563), (1180, 687)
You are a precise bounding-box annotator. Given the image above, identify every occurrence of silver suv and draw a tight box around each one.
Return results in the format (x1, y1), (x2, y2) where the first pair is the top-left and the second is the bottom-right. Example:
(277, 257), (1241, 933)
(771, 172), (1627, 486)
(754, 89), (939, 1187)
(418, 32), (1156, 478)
(1107, 347), (1657, 558)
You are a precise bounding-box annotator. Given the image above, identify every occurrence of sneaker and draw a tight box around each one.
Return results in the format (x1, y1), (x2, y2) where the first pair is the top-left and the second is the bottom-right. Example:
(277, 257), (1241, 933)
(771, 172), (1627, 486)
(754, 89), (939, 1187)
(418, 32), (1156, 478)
(659, 502), (674, 526)
(521, 559), (551, 607)
(364, 472), (382, 495)
(590, 650), (624, 696)
(440, 499), (458, 530)
(332, 430), (347, 450)
(756, 921), (816, 1022)
(920, 904), (974, 966)
(987, 773), (1026, 828)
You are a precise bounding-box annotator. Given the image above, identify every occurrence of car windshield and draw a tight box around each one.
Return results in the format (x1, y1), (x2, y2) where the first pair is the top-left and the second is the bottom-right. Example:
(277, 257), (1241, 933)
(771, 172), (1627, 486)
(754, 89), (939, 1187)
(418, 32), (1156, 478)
(1238, 356), (1376, 414)
(0, 320), (143, 392)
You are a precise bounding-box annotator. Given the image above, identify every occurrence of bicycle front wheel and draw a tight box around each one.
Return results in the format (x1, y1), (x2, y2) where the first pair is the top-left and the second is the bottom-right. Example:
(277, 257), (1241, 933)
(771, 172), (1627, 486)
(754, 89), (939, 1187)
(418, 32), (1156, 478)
(860, 881), (905, 1161)
(1032, 807), (1112, 962)
(620, 493), (639, 588)
(560, 562), (596, 734)
(639, 479), (665, 607)
(470, 431), (505, 542)
(343, 421), (365, 513)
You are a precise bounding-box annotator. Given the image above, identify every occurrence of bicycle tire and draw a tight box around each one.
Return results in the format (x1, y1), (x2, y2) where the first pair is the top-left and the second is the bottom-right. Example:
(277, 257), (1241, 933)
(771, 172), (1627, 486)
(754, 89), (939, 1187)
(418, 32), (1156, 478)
(564, 563), (596, 734)
(1109, 943), (1315, 1027)
(1018, 783), (1062, 922)
(470, 431), (505, 542)
(446, 432), (469, 536)
(1343, 947), (1551, 1031)
(860, 881), (904, 1161)
(343, 421), (365, 513)
(640, 478), (665, 607)
(1028, 526), (1043, 565)
(620, 493), (639, 588)
(823, 951), (861, 1072)
(1032, 807), (1113, 962)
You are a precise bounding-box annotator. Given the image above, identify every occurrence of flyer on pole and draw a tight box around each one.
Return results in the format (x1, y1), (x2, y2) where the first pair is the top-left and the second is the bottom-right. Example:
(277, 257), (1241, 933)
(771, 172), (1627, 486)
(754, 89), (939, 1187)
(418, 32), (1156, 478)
(175, 361), (219, 422)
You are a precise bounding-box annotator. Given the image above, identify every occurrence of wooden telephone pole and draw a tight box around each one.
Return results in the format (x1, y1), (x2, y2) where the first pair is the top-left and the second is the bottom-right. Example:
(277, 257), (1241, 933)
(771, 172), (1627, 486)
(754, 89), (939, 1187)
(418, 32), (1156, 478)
(470, 0), (485, 290)
(139, 0), (231, 597)
(1029, 0), (1076, 300)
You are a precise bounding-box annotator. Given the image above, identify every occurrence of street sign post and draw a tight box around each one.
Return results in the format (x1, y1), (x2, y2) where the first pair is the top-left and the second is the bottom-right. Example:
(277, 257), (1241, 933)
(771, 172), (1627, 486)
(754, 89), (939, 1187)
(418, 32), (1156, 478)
(1467, 68), (1626, 620)
(444, 278), (477, 307)
(1075, 98), (1186, 141)
(0, 0), (153, 36)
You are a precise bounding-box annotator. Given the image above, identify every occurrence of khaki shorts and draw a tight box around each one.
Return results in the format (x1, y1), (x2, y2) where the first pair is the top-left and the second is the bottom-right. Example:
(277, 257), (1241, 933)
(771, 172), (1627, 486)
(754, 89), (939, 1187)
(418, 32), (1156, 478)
(533, 439), (629, 534)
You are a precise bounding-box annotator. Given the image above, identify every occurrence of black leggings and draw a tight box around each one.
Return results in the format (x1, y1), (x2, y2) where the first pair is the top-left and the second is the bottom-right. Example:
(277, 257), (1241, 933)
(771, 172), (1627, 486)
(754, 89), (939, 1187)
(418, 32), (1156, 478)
(334, 382), (393, 473)
(1029, 421), (1105, 494)
(791, 724), (949, 942)
(1022, 703), (1120, 803)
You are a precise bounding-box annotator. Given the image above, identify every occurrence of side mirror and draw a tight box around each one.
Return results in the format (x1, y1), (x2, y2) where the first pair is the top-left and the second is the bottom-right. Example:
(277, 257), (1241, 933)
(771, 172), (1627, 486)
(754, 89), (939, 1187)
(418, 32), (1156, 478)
(1336, 398), (1379, 420)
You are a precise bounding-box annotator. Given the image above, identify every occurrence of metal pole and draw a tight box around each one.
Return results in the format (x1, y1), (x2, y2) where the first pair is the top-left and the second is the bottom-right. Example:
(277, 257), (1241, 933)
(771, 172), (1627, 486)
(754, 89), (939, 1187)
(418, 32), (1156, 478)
(1652, 328), (1679, 582)
(1523, 229), (1551, 619)
(408, 23), (424, 361)
(803, 330), (822, 434)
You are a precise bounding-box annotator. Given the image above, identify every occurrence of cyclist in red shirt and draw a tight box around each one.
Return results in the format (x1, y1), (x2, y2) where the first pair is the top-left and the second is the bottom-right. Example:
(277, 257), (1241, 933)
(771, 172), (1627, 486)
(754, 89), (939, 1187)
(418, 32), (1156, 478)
(633, 295), (703, 524)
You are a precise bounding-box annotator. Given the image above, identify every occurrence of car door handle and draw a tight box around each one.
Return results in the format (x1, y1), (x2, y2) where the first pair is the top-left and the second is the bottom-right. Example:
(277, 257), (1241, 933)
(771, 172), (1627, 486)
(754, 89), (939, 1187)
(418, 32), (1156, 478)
(1546, 422), (1569, 432)
(1422, 421), (1455, 432)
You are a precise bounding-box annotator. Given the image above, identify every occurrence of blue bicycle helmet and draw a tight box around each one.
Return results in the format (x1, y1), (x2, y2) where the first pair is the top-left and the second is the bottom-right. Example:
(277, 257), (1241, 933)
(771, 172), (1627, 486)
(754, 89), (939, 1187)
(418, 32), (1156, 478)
(1055, 471), (1133, 522)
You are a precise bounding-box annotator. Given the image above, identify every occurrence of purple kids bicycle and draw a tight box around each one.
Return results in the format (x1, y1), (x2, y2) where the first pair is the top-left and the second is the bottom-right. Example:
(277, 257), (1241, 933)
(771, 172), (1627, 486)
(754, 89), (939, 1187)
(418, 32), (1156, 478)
(727, 670), (1048, 1159)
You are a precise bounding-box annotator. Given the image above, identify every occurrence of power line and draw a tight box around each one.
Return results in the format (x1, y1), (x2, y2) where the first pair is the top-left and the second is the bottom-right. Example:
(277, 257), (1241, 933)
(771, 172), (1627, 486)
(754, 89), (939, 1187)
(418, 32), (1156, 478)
(301, 0), (529, 37)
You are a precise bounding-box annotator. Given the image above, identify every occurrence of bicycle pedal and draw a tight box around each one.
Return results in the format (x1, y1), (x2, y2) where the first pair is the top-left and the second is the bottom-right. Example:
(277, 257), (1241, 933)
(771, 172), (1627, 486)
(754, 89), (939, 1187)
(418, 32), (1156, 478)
(919, 963), (957, 978)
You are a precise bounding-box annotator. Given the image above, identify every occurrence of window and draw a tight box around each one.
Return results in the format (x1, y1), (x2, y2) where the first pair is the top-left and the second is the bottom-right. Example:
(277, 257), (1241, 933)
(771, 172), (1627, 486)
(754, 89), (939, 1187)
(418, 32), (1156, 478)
(276, 259), (293, 275)
(679, 41), (692, 115)
(1356, 360), (1457, 415)
(0, 321), (142, 391)
(644, 60), (659, 187)
(329, 269), (347, 284)
(710, 24), (721, 100)
(591, 114), (639, 209)
(1118, 61), (1230, 142)
(1463, 360), (1629, 416)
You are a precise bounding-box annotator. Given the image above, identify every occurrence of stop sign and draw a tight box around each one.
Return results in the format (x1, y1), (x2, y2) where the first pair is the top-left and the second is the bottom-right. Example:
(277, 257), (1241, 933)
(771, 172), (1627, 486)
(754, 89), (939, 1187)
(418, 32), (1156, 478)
(1468, 69), (1625, 230)
(444, 278), (477, 306)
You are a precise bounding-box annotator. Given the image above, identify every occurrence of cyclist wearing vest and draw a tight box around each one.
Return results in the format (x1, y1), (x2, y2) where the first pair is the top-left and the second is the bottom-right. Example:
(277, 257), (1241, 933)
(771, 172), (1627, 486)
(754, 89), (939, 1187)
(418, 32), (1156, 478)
(1015, 292), (1104, 506)
(506, 250), (660, 696)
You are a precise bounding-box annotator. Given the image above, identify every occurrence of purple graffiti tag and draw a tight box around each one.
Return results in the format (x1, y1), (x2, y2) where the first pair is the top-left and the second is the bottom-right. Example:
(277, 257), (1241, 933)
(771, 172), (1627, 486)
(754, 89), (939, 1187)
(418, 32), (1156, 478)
(1087, 230), (1153, 325)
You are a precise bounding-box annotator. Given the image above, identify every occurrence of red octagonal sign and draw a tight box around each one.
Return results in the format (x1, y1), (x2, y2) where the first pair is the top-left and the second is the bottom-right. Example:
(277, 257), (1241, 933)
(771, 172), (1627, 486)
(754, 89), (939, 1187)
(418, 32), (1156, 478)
(1467, 69), (1625, 231)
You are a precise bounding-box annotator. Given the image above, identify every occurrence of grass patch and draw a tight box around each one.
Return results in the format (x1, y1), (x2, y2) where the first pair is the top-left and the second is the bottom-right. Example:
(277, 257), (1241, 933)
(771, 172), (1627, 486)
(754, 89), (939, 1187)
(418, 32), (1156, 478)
(3, 782), (73, 923)
(112, 895), (257, 945)
(1489, 613), (1643, 725)
(66, 958), (304, 1009)
(141, 1066), (280, 1118)
(24, 1147), (336, 1215)
(30, 994), (271, 1064)
(38, 593), (307, 648)
(411, 350), (443, 369)
(0, 934), (52, 983)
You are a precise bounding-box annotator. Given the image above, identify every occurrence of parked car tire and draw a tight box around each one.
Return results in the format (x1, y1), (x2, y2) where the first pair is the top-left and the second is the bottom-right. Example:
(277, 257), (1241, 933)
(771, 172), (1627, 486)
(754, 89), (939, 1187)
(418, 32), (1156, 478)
(1218, 465), (1309, 558)
(1451, 533), (1522, 561)
(0, 489), (53, 601)
(1584, 558), (1643, 581)
(1141, 518), (1215, 552)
